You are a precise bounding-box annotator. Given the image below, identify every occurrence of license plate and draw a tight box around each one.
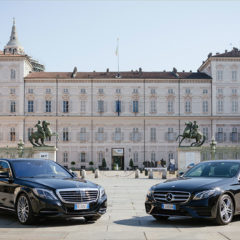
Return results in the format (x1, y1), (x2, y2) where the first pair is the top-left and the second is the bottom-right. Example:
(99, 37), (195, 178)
(161, 204), (176, 210)
(74, 203), (89, 210)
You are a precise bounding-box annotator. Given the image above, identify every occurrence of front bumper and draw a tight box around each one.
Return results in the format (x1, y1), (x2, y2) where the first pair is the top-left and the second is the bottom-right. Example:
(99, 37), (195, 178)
(145, 194), (219, 219)
(30, 193), (107, 218)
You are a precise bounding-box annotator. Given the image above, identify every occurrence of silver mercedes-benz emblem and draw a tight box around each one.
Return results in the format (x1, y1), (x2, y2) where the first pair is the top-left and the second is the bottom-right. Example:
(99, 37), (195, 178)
(166, 193), (173, 202)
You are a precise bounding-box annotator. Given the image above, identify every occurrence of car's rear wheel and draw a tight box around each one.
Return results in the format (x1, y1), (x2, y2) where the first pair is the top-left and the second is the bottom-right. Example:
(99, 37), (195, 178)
(153, 215), (169, 221)
(216, 194), (234, 225)
(84, 215), (101, 222)
(16, 194), (35, 225)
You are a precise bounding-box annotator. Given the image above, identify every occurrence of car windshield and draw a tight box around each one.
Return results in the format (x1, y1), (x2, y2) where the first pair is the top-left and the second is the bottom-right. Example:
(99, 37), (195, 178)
(184, 161), (240, 178)
(11, 160), (72, 178)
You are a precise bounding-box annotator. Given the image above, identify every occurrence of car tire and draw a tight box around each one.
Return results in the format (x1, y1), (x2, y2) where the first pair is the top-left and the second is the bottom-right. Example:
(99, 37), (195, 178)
(84, 215), (101, 222)
(216, 194), (234, 225)
(153, 215), (169, 221)
(16, 193), (35, 225)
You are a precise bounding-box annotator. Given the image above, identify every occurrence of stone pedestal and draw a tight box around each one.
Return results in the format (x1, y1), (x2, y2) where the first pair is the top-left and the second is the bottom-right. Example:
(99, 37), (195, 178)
(33, 146), (57, 161)
(177, 147), (202, 172)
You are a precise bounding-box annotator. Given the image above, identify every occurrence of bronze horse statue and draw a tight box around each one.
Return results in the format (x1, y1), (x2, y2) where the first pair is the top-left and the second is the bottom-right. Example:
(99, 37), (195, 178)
(176, 121), (206, 147)
(29, 120), (58, 147)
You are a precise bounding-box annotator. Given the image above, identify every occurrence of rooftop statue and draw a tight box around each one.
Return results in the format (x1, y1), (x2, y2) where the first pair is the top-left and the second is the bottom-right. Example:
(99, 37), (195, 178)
(176, 121), (206, 147)
(29, 120), (58, 147)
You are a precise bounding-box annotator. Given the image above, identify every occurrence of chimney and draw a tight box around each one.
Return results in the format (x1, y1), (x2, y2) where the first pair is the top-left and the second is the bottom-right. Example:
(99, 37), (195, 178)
(139, 67), (142, 73)
(106, 68), (109, 73)
(225, 50), (227, 53)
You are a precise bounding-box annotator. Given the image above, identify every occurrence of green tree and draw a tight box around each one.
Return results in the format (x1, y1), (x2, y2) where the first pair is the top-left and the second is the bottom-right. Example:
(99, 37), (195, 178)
(129, 158), (134, 170)
(101, 158), (107, 169)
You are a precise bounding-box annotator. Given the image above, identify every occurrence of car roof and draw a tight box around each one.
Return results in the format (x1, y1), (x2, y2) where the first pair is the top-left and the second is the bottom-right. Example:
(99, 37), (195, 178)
(200, 159), (240, 163)
(0, 158), (53, 162)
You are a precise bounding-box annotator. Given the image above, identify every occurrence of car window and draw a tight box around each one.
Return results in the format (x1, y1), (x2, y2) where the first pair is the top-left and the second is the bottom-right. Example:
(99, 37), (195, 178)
(11, 160), (72, 178)
(0, 161), (11, 177)
(185, 162), (240, 178)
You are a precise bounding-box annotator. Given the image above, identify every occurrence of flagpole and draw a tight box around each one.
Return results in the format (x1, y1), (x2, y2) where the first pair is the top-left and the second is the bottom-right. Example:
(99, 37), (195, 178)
(118, 38), (119, 75)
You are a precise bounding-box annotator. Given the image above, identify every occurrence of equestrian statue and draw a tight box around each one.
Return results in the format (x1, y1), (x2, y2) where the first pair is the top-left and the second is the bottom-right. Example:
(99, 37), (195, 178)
(176, 121), (206, 147)
(29, 120), (59, 147)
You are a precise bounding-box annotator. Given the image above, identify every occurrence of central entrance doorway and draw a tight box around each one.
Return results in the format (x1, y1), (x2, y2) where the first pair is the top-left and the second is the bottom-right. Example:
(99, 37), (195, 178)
(112, 148), (124, 170)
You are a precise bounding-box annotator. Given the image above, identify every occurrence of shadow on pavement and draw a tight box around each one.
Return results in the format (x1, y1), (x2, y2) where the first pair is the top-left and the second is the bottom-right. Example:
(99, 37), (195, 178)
(114, 215), (240, 228)
(0, 210), (95, 228)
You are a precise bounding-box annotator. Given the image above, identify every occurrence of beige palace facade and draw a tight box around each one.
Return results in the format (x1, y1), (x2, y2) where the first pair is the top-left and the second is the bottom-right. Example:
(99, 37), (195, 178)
(1, 21), (240, 170)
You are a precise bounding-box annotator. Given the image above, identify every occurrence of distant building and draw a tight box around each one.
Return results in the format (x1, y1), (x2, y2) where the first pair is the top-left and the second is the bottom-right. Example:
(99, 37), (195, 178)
(0, 20), (240, 169)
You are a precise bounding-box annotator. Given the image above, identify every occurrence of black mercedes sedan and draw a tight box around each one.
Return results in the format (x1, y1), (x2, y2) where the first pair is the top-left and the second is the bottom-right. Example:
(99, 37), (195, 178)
(145, 160), (240, 225)
(0, 159), (107, 224)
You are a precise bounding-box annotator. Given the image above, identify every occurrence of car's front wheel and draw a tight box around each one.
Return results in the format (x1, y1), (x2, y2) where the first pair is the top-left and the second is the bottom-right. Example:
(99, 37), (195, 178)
(216, 194), (234, 225)
(153, 215), (169, 221)
(16, 194), (35, 225)
(84, 215), (101, 222)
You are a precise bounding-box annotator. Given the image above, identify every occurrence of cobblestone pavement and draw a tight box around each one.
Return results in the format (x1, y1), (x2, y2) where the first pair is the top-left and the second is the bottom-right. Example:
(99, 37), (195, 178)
(0, 172), (240, 240)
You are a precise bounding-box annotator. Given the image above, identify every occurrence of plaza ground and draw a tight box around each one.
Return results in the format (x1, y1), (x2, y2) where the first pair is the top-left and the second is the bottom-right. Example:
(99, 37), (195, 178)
(0, 172), (240, 240)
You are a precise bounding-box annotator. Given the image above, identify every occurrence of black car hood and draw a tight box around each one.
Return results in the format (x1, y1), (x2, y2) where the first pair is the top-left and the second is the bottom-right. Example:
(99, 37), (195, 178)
(18, 177), (99, 190)
(153, 177), (231, 193)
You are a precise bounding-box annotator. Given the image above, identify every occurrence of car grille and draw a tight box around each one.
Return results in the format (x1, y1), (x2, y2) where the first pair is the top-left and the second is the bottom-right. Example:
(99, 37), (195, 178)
(153, 191), (190, 204)
(56, 188), (99, 203)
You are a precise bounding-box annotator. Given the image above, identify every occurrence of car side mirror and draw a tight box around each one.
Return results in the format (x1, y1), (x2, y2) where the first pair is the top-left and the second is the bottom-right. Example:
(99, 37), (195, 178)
(178, 171), (184, 177)
(0, 172), (9, 178)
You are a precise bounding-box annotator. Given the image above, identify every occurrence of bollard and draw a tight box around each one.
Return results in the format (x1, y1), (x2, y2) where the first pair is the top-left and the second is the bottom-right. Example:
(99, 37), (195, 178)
(162, 169), (167, 179)
(148, 169), (153, 179)
(95, 169), (99, 178)
(135, 169), (140, 178)
(81, 169), (86, 179)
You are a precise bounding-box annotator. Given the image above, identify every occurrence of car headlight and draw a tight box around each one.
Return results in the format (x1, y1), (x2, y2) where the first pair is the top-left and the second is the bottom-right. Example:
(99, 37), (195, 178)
(99, 187), (105, 198)
(147, 189), (153, 197)
(33, 188), (58, 200)
(193, 189), (216, 200)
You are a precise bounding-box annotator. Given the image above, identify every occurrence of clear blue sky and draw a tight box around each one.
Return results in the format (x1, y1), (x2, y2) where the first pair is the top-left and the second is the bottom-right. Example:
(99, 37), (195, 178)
(1, 0), (240, 72)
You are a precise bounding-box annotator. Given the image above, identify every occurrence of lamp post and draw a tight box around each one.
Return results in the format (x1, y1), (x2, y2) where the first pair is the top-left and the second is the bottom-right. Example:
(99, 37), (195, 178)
(17, 139), (24, 158)
(210, 136), (217, 160)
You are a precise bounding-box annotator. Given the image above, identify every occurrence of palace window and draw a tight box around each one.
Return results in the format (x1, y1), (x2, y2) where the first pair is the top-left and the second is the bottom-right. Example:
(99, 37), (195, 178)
(185, 101), (191, 113)
(63, 152), (68, 163)
(168, 89), (174, 94)
(98, 100), (104, 113)
(97, 128), (104, 142)
(80, 100), (86, 112)
(10, 128), (16, 141)
(63, 88), (69, 94)
(10, 88), (15, 94)
(150, 128), (156, 142)
(132, 128), (140, 142)
(185, 88), (191, 94)
(202, 101), (208, 113)
(203, 89), (208, 94)
(232, 100), (238, 113)
(133, 88), (138, 94)
(63, 128), (69, 141)
(27, 128), (33, 141)
(150, 88), (156, 94)
(10, 69), (16, 79)
(217, 100), (223, 113)
(98, 152), (104, 163)
(46, 88), (51, 94)
(167, 128), (174, 141)
(231, 127), (238, 142)
(133, 100), (139, 113)
(80, 88), (86, 94)
(168, 101), (174, 113)
(115, 100), (121, 115)
(151, 152), (156, 162)
(150, 100), (156, 113)
(232, 71), (237, 81)
(116, 88), (121, 94)
(10, 101), (16, 113)
(217, 70), (223, 81)
(98, 88), (104, 94)
(80, 128), (86, 142)
(133, 152), (138, 163)
(28, 88), (33, 94)
(45, 100), (51, 113)
(216, 128), (225, 143)
(202, 127), (209, 141)
(232, 88), (237, 95)
(63, 101), (69, 113)
(80, 152), (86, 162)
(28, 100), (34, 113)
(114, 128), (122, 142)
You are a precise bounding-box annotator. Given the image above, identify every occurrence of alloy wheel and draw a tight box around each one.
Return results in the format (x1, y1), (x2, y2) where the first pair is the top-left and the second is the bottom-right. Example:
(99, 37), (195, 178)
(220, 195), (233, 224)
(17, 195), (30, 223)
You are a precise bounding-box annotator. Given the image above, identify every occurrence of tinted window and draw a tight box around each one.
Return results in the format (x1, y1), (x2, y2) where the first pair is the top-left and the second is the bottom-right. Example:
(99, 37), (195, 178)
(11, 160), (72, 178)
(0, 161), (11, 176)
(184, 161), (240, 178)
